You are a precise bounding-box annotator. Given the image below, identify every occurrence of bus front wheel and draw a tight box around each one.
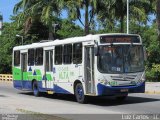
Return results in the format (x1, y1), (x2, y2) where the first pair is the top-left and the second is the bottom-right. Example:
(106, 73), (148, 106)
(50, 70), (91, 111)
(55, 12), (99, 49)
(32, 81), (40, 97)
(75, 83), (87, 103)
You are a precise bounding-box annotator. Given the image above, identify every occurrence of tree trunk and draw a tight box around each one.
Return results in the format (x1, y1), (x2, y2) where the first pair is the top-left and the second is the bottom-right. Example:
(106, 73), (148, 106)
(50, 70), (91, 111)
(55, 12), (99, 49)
(49, 32), (54, 40)
(120, 15), (124, 33)
(48, 25), (54, 40)
(85, 1), (89, 35)
(157, 0), (160, 46)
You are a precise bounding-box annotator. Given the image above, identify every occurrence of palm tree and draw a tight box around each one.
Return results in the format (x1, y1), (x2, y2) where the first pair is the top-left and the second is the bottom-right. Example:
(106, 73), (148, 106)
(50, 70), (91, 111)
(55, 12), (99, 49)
(14, 0), (63, 39)
(98, 0), (153, 33)
(13, 0), (38, 33)
(65, 0), (101, 35)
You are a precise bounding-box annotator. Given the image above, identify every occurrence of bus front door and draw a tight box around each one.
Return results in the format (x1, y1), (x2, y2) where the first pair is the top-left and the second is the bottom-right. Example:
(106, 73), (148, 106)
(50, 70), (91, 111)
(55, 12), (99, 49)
(84, 46), (95, 94)
(21, 53), (27, 88)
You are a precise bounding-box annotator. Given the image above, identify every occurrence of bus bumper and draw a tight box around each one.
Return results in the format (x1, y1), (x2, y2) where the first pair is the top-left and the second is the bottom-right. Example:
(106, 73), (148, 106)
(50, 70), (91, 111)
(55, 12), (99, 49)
(97, 82), (145, 96)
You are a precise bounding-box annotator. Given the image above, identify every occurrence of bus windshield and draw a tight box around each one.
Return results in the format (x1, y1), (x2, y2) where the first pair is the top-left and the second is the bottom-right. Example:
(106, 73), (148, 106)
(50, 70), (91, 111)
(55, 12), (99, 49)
(98, 45), (144, 73)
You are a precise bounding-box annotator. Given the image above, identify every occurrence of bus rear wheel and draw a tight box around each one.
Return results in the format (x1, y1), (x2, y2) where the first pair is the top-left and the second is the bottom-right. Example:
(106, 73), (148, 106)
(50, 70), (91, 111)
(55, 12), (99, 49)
(32, 81), (40, 97)
(75, 83), (87, 103)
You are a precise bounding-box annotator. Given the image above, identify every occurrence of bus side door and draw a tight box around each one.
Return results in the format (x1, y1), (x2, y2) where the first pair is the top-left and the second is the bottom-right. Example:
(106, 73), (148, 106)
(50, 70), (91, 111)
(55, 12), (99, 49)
(21, 52), (27, 88)
(43, 49), (54, 89)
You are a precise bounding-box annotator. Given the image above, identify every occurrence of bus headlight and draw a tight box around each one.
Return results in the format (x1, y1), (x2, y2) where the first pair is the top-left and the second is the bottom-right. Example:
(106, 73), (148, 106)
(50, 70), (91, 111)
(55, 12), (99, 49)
(100, 80), (109, 85)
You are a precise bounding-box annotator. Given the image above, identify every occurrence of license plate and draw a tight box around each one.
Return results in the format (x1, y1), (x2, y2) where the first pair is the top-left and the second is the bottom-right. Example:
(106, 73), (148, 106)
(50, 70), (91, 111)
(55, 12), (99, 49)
(120, 89), (128, 92)
(47, 91), (54, 94)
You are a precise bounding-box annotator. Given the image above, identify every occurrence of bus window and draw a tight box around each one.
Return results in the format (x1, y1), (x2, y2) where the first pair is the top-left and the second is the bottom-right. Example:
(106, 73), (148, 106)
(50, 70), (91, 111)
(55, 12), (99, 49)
(14, 51), (20, 66)
(73, 43), (82, 64)
(35, 48), (43, 65)
(63, 44), (72, 64)
(55, 45), (62, 65)
(28, 49), (35, 66)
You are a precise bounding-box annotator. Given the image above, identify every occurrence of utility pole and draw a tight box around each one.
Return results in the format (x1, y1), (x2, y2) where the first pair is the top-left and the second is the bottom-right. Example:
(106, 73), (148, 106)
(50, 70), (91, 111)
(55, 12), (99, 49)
(16, 34), (24, 45)
(52, 24), (59, 40)
(127, 0), (129, 34)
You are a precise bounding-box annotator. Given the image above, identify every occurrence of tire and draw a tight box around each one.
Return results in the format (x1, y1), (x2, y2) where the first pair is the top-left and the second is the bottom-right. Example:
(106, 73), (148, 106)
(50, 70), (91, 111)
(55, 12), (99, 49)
(32, 81), (40, 97)
(75, 83), (87, 103)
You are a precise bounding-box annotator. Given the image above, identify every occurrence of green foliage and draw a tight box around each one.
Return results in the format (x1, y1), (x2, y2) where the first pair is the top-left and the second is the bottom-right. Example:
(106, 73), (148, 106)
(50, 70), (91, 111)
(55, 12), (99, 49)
(143, 23), (160, 65)
(0, 22), (19, 73)
(146, 64), (160, 81)
(152, 64), (160, 72)
(57, 19), (84, 39)
(141, 22), (160, 81)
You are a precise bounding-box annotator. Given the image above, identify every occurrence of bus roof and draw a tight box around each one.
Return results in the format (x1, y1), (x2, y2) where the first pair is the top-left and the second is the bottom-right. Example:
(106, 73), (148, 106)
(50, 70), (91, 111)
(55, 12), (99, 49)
(13, 33), (140, 51)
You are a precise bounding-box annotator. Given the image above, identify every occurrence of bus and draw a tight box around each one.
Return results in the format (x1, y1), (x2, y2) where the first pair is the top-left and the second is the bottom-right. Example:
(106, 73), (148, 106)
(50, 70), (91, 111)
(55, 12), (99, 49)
(13, 33), (145, 103)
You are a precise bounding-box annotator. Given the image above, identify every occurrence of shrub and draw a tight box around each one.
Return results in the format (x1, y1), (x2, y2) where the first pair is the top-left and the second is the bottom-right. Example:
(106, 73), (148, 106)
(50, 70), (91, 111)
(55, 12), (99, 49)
(146, 64), (160, 82)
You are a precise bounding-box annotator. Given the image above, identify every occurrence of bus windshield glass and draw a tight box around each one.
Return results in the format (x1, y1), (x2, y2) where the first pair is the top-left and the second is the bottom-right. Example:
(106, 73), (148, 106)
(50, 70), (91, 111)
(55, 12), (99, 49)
(98, 45), (144, 73)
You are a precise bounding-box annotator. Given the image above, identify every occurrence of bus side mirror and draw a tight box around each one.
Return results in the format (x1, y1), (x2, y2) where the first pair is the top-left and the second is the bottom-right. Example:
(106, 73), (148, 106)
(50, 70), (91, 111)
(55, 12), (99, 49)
(94, 40), (99, 56)
(143, 46), (147, 61)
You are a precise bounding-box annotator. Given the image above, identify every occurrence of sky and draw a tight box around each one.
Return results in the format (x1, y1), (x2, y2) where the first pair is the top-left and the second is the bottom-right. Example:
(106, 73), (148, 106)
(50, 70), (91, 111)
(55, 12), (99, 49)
(0, 0), (19, 22)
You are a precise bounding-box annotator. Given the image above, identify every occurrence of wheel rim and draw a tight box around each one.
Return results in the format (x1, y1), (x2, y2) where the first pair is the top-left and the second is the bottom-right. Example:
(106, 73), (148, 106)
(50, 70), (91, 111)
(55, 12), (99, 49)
(77, 86), (83, 100)
(34, 84), (38, 95)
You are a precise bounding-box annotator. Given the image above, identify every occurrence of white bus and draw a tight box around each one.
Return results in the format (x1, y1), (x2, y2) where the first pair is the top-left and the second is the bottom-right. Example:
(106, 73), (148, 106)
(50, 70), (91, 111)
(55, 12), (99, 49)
(13, 33), (145, 103)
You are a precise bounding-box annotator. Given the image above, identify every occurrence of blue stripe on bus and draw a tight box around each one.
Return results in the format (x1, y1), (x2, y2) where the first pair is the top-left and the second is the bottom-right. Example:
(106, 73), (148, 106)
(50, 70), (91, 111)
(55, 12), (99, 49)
(53, 85), (71, 94)
(13, 80), (33, 90)
(97, 82), (145, 96)
(13, 80), (23, 90)
(13, 80), (71, 94)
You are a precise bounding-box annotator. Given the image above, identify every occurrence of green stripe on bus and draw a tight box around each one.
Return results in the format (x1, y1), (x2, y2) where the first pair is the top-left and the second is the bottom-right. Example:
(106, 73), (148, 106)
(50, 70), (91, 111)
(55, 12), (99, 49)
(37, 75), (42, 81)
(23, 72), (28, 80)
(46, 74), (52, 81)
(35, 69), (42, 75)
(13, 68), (43, 81)
(13, 67), (22, 80)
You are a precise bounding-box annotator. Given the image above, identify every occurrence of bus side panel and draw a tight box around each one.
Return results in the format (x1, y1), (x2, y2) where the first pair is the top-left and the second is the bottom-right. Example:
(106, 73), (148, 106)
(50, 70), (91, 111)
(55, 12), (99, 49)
(53, 64), (84, 94)
(53, 83), (73, 94)
(26, 66), (44, 90)
(13, 66), (44, 91)
(13, 67), (23, 89)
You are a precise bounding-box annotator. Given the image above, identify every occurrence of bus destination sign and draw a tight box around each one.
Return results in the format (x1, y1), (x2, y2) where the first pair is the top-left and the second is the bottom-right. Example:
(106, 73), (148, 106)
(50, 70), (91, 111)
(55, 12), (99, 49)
(100, 35), (140, 43)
